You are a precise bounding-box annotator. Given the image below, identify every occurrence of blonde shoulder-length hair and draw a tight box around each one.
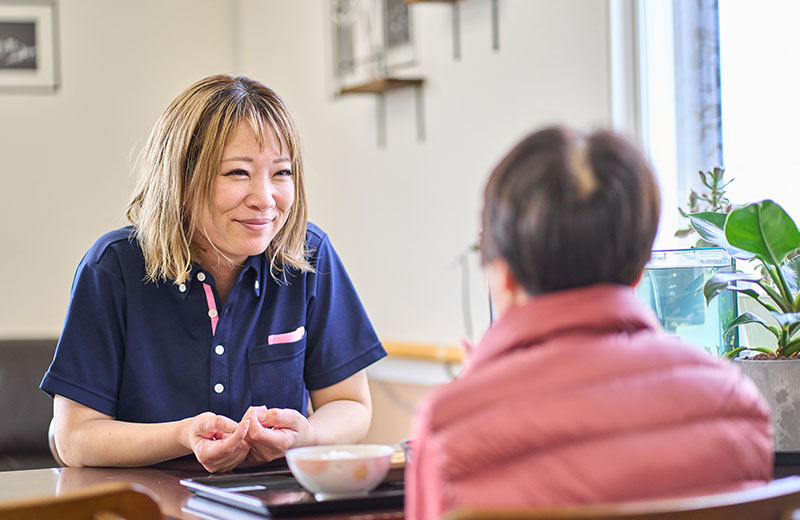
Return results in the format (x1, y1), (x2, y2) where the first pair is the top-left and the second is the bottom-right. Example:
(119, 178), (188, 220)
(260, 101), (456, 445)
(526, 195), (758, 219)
(126, 74), (312, 285)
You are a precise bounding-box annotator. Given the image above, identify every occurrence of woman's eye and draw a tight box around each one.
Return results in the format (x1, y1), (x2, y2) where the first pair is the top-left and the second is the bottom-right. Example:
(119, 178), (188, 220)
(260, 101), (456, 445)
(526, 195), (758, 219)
(223, 169), (249, 177)
(275, 169), (294, 177)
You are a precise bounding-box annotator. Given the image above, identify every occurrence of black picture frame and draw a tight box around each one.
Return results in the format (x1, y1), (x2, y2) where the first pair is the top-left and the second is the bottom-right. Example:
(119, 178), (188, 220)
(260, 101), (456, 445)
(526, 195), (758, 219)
(0, 0), (60, 93)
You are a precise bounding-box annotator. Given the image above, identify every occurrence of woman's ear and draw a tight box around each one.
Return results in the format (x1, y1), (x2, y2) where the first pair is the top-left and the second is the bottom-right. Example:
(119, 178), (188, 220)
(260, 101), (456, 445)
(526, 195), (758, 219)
(630, 270), (645, 287)
(486, 259), (529, 317)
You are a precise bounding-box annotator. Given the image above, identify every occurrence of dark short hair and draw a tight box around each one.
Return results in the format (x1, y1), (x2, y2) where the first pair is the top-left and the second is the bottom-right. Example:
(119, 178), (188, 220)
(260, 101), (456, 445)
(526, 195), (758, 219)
(480, 126), (660, 295)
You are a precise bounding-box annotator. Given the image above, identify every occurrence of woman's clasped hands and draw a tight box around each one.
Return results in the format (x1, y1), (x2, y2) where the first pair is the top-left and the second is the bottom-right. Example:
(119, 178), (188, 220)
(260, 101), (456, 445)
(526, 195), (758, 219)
(184, 406), (318, 473)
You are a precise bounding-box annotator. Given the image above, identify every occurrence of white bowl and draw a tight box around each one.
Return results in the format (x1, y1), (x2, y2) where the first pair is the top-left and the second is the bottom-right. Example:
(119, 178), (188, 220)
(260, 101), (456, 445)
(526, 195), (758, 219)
(285, 444), (395, 500)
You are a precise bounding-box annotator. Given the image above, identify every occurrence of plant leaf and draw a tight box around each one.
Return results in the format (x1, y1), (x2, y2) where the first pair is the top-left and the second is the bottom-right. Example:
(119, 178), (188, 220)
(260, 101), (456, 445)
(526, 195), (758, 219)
(695, 238), (717, 248)
(781, 331), (800, 357)
(689, 212), (728, 246)
(725, 200), (800, 264)
(724, 312), (781, 340)
(783, 255), (800, 293)
(748, 346), (780, 356)
(703, 272), (763, 304)
(727, 287), (760, 299)
(724, 346), (749, 359)
(782, 339), (800, 357)
(789, 321), (800, 338)
(688, 212), (755, 260)
(769, 312), (800, 328)
(727, 286), (779, 313)
(758, 279), (793, 313)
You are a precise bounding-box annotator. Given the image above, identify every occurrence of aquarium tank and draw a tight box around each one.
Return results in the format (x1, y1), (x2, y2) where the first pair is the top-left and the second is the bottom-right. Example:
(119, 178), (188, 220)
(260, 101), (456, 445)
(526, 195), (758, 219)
(635, 248), (738, 356)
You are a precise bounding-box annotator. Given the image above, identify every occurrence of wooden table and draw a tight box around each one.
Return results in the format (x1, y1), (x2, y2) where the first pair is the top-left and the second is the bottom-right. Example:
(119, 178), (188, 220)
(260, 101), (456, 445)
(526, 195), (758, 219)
(0, 465), (404, 520)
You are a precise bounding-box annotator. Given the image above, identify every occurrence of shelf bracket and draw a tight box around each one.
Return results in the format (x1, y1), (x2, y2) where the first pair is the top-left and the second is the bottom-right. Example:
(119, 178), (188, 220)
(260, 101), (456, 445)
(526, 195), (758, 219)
(452, 2), (461, 60)
(339, 78), (426, 147)
(376, 93), (387, 147)
(406, 0), (500, 57)
(491, 0), (499, 51)
(415, 84), (426, 142)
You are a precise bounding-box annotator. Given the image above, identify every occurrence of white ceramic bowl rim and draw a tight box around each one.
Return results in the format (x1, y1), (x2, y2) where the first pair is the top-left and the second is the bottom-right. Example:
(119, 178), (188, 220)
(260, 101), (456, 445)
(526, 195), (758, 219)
(287, 443), (395, 461)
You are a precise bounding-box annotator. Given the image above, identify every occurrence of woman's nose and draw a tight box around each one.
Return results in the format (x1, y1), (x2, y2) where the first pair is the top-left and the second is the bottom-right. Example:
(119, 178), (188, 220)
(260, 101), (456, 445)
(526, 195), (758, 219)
(246, 176), (276, 209)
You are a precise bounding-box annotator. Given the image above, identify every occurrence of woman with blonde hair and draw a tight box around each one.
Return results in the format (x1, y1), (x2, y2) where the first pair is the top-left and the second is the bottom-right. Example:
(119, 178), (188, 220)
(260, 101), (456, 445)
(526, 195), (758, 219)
(41, 75), (385, 473)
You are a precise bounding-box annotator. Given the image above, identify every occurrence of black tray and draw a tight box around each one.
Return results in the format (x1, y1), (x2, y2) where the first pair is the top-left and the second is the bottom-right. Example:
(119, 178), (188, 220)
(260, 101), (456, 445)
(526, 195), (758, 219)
(180, 471), (404, 517)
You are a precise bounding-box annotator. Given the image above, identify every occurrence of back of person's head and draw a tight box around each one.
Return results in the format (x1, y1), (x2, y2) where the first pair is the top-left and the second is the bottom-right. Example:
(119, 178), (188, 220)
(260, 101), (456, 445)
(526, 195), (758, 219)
(126, 74), (309, 284)
(480, 126), (660, 296)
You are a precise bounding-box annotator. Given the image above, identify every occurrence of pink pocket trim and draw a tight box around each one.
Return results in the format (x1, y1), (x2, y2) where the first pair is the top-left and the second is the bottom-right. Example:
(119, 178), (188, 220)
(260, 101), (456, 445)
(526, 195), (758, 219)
(202, 282), (218, 336)
(268, 326), (306, 345)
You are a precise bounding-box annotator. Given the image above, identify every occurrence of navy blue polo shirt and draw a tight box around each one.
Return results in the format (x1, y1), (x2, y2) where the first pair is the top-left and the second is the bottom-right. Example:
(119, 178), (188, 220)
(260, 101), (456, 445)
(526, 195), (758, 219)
(40, 223), (386, 423)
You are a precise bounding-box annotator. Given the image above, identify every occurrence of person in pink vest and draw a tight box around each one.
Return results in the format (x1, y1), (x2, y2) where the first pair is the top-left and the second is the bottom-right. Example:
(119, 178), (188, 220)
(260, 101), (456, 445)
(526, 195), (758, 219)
(405, 127), (773, 520)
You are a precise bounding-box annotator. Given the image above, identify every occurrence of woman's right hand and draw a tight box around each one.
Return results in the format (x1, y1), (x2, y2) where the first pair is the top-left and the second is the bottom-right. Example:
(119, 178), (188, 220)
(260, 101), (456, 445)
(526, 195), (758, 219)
(183, 411), (251, 473)
(53, 395), (253, 470)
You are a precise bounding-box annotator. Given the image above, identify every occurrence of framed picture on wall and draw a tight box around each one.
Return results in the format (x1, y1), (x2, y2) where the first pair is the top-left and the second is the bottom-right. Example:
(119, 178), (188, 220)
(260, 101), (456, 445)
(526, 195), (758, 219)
(0, 0), (59, 93)
(329, 0), (416, 91)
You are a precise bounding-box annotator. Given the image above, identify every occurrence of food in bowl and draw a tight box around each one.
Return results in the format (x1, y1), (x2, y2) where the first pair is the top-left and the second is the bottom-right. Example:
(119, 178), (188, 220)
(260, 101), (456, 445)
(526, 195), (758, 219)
(286, 444), (395, 500)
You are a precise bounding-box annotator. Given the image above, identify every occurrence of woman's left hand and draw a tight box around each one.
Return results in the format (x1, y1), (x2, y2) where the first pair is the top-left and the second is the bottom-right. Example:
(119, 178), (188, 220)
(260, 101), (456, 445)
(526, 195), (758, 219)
(242, 371), (373, 462)
(186, 411), (252, 473)
(242, 406), (319, 462)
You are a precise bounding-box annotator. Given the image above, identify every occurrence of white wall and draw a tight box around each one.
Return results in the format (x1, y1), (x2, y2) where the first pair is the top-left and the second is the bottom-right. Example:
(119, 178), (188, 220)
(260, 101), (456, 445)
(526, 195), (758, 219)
(0, 0), (613, 346)
(0, 0), (236, 337)
(237, 0), (613, 345)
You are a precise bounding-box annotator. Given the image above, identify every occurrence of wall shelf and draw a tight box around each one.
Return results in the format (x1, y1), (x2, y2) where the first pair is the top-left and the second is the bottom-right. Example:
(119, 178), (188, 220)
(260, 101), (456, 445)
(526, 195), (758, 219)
(405, 0), (499, 60)
(339, 78), (424, 95)
(338, 78), (426, 146)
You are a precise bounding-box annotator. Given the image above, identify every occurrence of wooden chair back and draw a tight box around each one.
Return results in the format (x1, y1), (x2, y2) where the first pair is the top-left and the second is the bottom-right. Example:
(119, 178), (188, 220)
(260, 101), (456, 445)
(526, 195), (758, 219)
(443, 477), (800, 520)
(0, 481), (162, 520)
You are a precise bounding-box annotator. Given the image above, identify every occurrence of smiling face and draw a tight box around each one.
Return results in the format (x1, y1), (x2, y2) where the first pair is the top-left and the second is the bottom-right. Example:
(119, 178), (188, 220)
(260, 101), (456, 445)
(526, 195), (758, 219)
(193, 121), (295, 270)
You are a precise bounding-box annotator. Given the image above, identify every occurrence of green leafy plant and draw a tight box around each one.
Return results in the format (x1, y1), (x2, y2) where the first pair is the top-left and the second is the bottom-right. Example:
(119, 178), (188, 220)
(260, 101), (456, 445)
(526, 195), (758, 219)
(676, 167), (734, 247)
(689, 200), (800, 358)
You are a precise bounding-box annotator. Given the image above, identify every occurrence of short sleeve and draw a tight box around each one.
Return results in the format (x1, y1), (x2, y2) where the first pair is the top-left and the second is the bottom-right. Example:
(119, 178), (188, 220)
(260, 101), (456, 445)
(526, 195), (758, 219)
(40, 250), (127, 417)
(302, 231), (386, 390)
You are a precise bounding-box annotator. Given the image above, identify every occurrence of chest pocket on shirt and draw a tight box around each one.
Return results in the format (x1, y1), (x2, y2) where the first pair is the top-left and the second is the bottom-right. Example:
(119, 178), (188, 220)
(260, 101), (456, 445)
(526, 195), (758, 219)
(247, 337), (306, 411)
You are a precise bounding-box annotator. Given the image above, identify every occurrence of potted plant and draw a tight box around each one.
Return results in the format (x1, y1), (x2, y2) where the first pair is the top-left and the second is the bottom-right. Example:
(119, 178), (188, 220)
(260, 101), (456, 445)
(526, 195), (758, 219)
(689, 199), (800, 453)
(676, 167), (735, 247)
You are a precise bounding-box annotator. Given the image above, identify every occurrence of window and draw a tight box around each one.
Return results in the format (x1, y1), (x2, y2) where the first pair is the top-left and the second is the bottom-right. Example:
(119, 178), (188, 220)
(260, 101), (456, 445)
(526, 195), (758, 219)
(611, 0), (723, 249)
(616, 0), (800, 249)
(718, 0), (800, 222)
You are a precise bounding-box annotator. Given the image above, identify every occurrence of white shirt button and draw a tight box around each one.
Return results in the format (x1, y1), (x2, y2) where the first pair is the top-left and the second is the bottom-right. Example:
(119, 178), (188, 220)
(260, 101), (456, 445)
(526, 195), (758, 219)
(208, 309), (218, 318)
(254, 280), (260, 290)
(215, 344), (225, 355)
(178, 284), (186, 293)
(214, 383), (224, 394)
(196, 272), (206, 282)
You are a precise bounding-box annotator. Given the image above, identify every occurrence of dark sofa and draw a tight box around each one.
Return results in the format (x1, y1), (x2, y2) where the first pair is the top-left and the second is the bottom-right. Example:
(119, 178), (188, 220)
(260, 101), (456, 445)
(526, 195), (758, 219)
(0, 338), (58, 471)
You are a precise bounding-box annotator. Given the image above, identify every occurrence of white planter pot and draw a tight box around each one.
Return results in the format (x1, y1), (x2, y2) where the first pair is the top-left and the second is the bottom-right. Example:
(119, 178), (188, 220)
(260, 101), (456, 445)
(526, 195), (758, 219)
(735, 359), (800, 453)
